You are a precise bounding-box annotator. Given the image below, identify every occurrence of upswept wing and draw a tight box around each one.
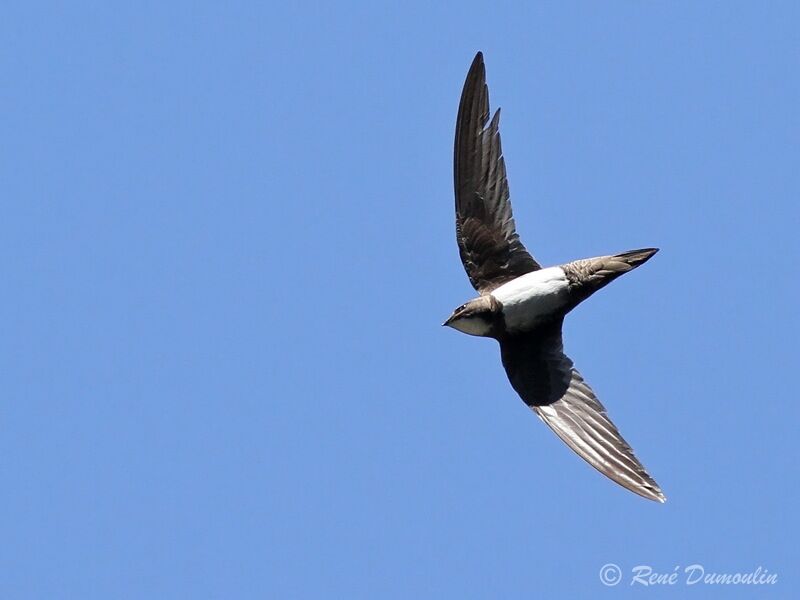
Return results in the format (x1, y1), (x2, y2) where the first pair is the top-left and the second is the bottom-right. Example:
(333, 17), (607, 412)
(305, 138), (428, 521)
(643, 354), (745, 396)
(454, 52), (540, 294)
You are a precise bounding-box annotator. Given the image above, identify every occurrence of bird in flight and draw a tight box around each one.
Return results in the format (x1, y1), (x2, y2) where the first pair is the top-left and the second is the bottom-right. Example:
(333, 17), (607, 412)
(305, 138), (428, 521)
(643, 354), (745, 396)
(443, 52), (665, 503)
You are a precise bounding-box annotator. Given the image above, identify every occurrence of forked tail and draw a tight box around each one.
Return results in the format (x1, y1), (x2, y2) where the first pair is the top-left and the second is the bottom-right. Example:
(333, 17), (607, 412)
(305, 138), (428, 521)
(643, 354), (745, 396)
(613, 247), (660, 269)
(563, 247), (659, 308)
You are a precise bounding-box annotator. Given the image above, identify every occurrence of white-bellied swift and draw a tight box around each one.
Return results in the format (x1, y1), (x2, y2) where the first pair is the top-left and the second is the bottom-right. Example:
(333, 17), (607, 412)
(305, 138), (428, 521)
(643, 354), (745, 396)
(444, 52), (665, 503)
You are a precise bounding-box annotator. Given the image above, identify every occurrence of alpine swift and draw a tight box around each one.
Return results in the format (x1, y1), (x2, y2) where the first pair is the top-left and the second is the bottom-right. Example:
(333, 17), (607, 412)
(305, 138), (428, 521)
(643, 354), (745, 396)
(443, 52), (665, 502)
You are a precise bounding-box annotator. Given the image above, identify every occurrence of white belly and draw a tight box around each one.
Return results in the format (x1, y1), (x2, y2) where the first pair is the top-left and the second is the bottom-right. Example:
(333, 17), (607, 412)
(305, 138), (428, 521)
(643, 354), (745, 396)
(491, 267), (570, 332)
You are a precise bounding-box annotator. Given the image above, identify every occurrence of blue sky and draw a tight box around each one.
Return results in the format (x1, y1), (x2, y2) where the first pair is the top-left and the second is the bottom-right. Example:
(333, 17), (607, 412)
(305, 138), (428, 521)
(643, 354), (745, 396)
(2, 2), (798, 598)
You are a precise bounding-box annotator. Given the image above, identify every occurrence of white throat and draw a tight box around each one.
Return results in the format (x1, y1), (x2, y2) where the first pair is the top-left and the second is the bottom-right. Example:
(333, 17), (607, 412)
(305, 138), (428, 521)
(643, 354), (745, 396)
(448, 315), (492, 337)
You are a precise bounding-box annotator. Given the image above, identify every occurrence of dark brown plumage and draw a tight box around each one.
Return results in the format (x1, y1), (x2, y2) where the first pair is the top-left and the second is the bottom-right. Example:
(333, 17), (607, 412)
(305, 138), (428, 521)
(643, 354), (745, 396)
(445, 52), (665, 503)
(454, 52), (540, 294)
(499, 319), (665, 503)
(561, 248), (659, 311)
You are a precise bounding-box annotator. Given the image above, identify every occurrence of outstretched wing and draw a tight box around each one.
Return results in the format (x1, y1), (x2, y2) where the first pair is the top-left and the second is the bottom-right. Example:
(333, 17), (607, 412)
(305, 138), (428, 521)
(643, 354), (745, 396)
(499, 322), (665, 502)
(454, 52), (540, 294)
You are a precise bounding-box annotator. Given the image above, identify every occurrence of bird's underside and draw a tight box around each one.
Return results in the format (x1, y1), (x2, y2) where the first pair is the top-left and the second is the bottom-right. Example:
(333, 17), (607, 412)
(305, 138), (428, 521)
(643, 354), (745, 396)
(448, 51), (665, 502)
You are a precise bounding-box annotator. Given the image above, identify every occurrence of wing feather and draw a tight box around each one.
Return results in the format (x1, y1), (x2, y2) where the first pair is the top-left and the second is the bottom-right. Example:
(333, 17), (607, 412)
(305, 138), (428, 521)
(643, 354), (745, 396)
(454, 52), (540, 294)
(500, 323), (665, 502)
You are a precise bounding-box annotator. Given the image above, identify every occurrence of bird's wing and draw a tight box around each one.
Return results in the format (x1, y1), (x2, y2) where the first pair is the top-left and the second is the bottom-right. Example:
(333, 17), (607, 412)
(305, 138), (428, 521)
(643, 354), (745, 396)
(499, 321), (665, 502)
(454, 52), (540, 294)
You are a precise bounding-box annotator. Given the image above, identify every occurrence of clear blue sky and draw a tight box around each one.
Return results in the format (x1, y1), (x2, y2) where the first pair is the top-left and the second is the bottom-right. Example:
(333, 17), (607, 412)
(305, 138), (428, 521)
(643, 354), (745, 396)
(2, 2), (798, 598)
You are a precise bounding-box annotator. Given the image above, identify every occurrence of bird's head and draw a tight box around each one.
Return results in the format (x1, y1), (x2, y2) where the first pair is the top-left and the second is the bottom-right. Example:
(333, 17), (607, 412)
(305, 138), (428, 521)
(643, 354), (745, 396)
(442, 295), (501, 337)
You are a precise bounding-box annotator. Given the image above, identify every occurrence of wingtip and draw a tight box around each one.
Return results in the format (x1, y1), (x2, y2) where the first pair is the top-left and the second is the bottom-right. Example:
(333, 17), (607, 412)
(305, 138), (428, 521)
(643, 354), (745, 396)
(467, 52), (485, 78)
(644, 485), (666, 503)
